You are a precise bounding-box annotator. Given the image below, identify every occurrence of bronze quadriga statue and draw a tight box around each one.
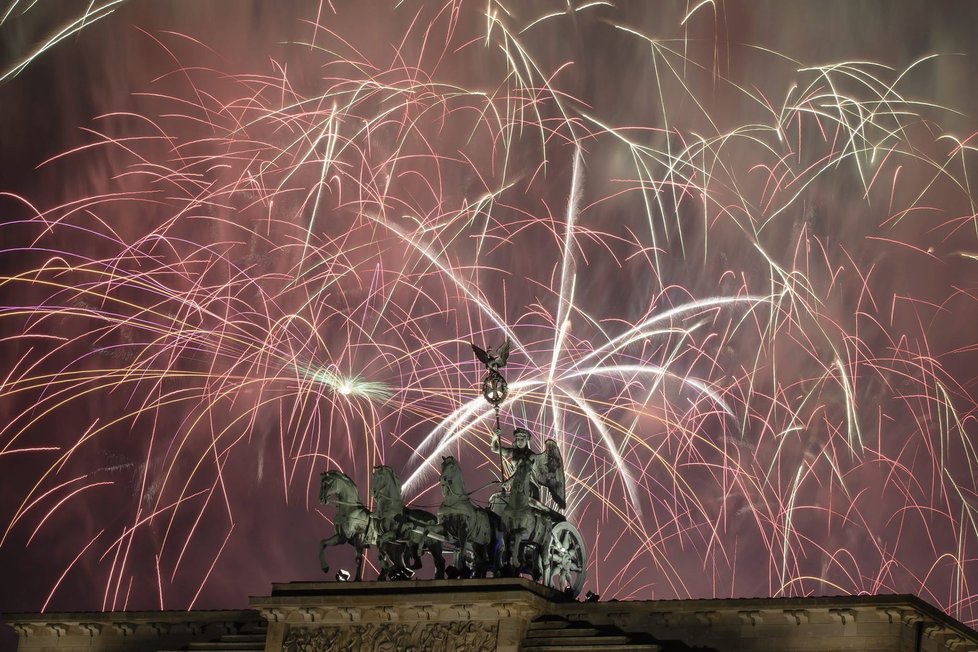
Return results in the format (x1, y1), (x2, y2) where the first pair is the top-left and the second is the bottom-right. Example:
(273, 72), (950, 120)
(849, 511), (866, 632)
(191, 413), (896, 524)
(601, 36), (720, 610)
(316, 339), (588, 596)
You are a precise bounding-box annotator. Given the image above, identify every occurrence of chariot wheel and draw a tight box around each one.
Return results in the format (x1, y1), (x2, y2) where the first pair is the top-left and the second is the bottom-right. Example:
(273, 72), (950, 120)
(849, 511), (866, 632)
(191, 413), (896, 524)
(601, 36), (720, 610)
(542, 521), (586, 596)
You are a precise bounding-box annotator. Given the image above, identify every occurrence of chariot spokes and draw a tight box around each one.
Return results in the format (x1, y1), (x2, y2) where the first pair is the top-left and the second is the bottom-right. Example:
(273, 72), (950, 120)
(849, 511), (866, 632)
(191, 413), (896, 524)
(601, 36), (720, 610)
(542, 521), (587, 595)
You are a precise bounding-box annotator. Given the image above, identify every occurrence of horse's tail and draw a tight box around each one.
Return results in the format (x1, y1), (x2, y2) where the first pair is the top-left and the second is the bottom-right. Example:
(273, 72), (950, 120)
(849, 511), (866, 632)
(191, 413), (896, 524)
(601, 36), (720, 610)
(363, 511), (379, 547)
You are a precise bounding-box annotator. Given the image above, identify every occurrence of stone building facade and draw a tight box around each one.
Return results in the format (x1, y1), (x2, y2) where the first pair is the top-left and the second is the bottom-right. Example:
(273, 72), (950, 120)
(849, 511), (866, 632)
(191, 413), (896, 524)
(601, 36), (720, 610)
(4, 579), (978, 651)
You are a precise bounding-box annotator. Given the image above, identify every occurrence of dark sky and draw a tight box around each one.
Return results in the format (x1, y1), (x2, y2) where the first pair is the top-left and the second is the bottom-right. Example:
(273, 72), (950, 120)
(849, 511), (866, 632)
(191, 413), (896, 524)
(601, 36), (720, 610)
(3, 0), (978, 631)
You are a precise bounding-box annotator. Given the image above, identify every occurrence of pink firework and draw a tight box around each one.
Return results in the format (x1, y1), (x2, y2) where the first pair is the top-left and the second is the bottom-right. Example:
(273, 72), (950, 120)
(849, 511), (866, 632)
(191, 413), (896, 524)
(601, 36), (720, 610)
(1, 1), (978, 624)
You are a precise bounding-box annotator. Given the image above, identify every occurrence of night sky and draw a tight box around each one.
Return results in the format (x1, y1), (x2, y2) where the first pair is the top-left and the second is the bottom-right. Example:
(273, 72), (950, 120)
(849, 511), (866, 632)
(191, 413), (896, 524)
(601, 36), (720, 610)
(3, 0), (978, 632)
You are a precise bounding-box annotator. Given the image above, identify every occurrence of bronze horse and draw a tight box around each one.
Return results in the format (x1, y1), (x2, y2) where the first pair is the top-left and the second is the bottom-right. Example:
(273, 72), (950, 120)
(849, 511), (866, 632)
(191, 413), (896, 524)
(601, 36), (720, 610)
(437, 456), (502, 578)
(318, 470), (375, 581)
(371, 465), (447, 580)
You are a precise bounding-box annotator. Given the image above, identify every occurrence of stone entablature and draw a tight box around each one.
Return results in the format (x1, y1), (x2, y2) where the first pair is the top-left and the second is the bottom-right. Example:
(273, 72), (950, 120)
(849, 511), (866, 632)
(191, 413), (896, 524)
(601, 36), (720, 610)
(550, 594), (978, 652)
(4, 581), (978, 651)
(252, 578), (557, 651)
(3, 609), (262, 652)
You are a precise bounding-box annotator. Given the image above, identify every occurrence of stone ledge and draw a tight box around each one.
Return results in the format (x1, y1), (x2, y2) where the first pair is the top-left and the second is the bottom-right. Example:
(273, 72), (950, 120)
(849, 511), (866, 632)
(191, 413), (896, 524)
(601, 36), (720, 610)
(263, 577), (561, 599)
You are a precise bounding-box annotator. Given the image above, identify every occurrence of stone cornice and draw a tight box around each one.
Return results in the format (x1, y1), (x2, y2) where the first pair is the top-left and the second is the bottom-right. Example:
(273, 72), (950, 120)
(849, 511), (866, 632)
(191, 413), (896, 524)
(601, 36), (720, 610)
(263, 577), (560, 600)
(250, 578), (556, 626)
(5, 585), (978, 652)
(1, 609), (261, 639)
(554, 593), (978, 649)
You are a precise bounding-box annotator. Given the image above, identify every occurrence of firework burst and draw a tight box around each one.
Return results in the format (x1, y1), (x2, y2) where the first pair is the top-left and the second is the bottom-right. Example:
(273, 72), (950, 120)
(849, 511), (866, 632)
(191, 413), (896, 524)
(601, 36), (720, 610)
(2, 0), (978, 623)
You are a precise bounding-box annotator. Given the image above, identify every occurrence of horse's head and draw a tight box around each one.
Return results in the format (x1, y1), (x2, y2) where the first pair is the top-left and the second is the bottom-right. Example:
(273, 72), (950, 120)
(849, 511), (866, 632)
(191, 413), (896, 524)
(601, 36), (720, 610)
(320, 470), (356, 505)
(371, 465), (402, 503)
(440, 455), (457, 475)
(439, 456), (464, 496)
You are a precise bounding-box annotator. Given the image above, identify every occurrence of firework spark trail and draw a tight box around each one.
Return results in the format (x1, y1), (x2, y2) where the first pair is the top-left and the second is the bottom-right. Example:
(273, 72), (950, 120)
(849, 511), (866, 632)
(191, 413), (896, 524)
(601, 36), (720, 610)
(1, 0), (978, 623)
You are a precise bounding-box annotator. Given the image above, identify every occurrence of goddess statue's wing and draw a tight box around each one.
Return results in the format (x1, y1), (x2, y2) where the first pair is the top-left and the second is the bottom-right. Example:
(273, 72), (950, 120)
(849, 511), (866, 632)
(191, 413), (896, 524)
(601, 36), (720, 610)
(534, 438), (566, 510)
(471, 342), (492, 367)
(495, 338), (511, 367)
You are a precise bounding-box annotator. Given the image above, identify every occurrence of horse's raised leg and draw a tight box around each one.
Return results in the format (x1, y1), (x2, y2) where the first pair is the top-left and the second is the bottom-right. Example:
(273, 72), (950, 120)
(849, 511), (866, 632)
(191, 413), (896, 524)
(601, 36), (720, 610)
(320, 534), (343, 574)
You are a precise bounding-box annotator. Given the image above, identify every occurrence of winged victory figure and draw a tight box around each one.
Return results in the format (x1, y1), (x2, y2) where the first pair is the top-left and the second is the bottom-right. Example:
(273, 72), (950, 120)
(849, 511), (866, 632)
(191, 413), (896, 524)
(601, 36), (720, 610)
(472, 338), (511, 373)
(533, 438), (566, 510)
(492, 427), (567, 511)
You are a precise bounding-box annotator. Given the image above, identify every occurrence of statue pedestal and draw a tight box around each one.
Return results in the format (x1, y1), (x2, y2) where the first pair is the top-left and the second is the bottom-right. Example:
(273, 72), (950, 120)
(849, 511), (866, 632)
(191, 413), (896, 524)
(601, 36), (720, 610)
(250, 578), (561, 652)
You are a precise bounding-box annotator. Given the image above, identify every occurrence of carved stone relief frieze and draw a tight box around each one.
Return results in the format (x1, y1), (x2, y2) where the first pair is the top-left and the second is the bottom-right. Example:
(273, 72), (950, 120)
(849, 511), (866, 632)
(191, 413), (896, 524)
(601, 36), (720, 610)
(282, 620), (498, 652)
